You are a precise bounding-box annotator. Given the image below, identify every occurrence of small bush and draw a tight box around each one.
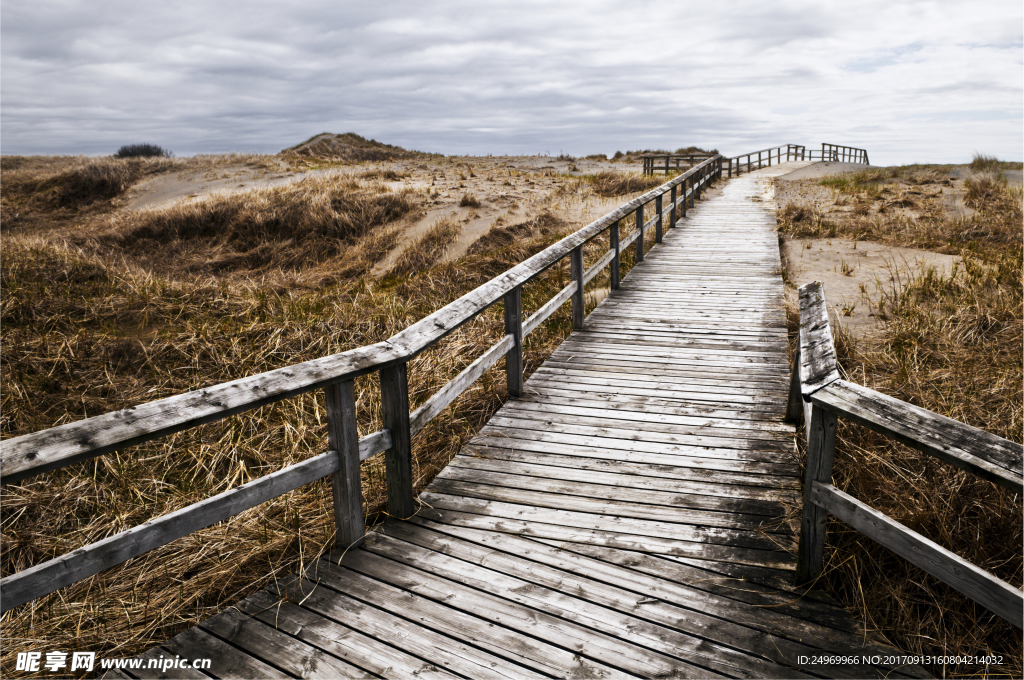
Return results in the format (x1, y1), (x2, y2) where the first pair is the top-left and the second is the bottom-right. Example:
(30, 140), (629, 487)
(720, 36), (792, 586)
(114, 144), (171, 159)
(969, 152), (1001, 173)
(459, 192), (481, 208)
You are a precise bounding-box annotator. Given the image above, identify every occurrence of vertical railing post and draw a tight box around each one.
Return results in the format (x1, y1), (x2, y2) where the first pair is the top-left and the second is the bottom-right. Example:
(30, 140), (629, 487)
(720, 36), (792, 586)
(325, 379), (364, 548)
(610, 220), (620, 290)
(504, 286), (523, 398)
(654, 194), (663, 244)
(664, 156), (670, 175)
(821, 143), (826, 162)
(747, 154), (751, 173)
(379, 363), (414, 519)
(634, 204), (645, 262)
(687, 174), (694, 209)
(758, 151), (762, 168)
(796, 404), (838, 584)
(728, 158), (732, 178)
(570, 246), (585, 329)
(669, 185), (677, 227)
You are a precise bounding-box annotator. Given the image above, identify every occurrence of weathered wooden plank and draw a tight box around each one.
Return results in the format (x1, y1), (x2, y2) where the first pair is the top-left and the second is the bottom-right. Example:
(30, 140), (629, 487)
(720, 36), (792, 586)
(798, 281), (840, 395)
(365, 529), (799, 678)
(570, 245), (585, 330)
(162, 626), (287, 679)
(409, 335), (514, 435)
(357, 428), (392, 461)
(259, 581), (548, 680)
(238, 591), (463, 679)
(583, 247), (616, 285)
(812, 380), (1023, 491)
(299, 558), (640, 679)
(414, 501), (796, 568)
(199, 608), (375, 677)
(420, 491), (794, 552)
(0, 450), (339, 613)
(810, 481), (1023, 628)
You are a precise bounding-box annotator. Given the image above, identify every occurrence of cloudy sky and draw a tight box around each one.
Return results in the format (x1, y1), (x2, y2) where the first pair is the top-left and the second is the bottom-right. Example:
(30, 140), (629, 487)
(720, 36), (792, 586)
(2, 1), (1021, 165)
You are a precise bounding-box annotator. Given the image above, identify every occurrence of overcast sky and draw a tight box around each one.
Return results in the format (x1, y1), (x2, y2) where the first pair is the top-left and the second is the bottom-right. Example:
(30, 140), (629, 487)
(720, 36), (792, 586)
(2, 1), (1021, 165)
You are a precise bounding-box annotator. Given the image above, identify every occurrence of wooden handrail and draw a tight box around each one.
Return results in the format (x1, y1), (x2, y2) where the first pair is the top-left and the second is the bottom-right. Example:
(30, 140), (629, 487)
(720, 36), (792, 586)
(787, 282), (1023, 628)
(0, 157), (721, 484)
(725, 143), (870, 177)
(0, 155), (725, 612)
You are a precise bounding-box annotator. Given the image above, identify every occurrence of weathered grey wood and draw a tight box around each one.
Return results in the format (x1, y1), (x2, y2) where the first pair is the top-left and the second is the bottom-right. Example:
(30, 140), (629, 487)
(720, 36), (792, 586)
(358, 428), (392, 461)
(654, 194), (663, 243)
(798, 281), (840, 395)
(796, 404), (839, 585)
(522, 281), (576, 337)
(238, 591), (464, 679)
(812, 380), (1023, 491)
(162, 621), (289, 679)
(410, 334), (515, 435)
(379, 362), (414, 518)
(570, 245), (585, 330)
(633, 204), (644, 262)
(785, 344), (803, 423)
(503, 288), (524, 398)
(582, 247), (615, 286)
(325, 379), (363, 548)
(810, 481), (1023, 628)
(669, 185), (678, 226)
(199, 607), (375, 678)
(0, 449), (339, 613)
(609, 220), (620, 290)
(367, 528), (806, 678)
(618, 224), (640, 251)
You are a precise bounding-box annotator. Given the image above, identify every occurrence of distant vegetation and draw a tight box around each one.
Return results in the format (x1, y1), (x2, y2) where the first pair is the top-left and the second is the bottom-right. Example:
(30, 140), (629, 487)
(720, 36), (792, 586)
(281, 132), (437, 164)
(611, 146), (718, 163)
(114, 143), (172, 158)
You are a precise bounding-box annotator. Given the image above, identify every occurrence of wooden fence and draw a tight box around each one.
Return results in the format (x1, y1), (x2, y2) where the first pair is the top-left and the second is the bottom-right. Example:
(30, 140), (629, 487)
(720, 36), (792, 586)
(641, 153), (717, 176)
(726, 142), (870, 176)
(0, 157), (725, 613)
(786, 282), (1023, 628)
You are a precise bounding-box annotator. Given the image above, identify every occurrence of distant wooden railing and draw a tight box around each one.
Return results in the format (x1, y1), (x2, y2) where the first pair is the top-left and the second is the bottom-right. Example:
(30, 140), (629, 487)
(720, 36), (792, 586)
(786, 282), (1023, 628)
(0, 156), (726, 613)
(726, 142), (870, 176)
(641, 153), (717, 176)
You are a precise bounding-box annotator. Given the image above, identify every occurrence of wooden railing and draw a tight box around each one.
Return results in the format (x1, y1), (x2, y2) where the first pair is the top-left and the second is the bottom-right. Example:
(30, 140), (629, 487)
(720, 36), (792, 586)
(641, 153), (717, 176)
(0, 156), (725, 613)
(726, 143), (870, 176)
(786, 282), (1023, 628)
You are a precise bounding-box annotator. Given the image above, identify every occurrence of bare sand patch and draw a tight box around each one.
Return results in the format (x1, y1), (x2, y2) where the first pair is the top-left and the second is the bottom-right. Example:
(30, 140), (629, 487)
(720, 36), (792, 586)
(780, 237), (959, 340)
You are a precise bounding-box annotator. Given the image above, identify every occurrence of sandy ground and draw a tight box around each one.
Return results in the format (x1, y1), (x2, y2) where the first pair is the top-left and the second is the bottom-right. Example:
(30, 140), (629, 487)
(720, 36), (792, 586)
(765, 161), (964, 341)
(123, 154), (653, 276)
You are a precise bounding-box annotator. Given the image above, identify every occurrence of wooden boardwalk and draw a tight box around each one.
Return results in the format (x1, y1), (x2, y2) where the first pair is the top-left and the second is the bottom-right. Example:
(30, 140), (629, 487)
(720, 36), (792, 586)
(116, 165), (931, 679)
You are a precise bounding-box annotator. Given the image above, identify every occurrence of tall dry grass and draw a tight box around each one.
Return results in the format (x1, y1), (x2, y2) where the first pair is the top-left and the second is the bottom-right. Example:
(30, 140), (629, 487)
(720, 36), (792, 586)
(0, 156), (657, 677)
(779, 167), (1023, 679)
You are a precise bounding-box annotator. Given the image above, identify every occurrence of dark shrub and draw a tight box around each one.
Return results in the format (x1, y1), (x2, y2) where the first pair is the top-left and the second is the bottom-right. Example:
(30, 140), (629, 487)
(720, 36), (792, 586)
(114, 143), (171, 158)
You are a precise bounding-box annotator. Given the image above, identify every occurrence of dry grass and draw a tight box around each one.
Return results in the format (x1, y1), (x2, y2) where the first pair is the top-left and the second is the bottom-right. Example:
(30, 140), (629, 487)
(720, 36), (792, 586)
(459, 192), (481, 208)
(779, 167), (1023, 679)
(385, 215), (463, 278)
(586, 170), (665, 197)
(97, 175), (420, 279)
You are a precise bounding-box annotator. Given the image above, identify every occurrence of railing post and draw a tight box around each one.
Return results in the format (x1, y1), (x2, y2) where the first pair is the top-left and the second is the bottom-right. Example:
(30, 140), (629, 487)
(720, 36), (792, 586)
(570, 246), (585, 329)
(796, 404), (838, 585)
(785, 345), (803, 424)
(504, 286), (524, 398)
(634, 204), (645, 262)
(747, 154), (751, 173)
(758, 150), (762, 168)
(669, 185), (677, 227)
(654, 194), (663, 243)
(610, 220), (620, 290)
(379, 363), (414, 519)
(728, 158), (732, 178)
(325, 379), (364, 548)
(687, 174), (694, 210)
(664, 156), (670, 175)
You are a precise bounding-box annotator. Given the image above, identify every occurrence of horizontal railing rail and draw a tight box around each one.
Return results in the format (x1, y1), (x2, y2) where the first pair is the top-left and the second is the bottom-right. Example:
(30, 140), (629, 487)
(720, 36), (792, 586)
(641, 153), (717, 175)
(726, 142), (870, 177)
(786, 282), (1023, 628)
(0, 156), (725, 613)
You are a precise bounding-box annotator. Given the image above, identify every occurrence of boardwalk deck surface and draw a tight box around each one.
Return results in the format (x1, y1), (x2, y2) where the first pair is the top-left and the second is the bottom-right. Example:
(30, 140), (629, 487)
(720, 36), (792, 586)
(119, 165), (931, 679)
